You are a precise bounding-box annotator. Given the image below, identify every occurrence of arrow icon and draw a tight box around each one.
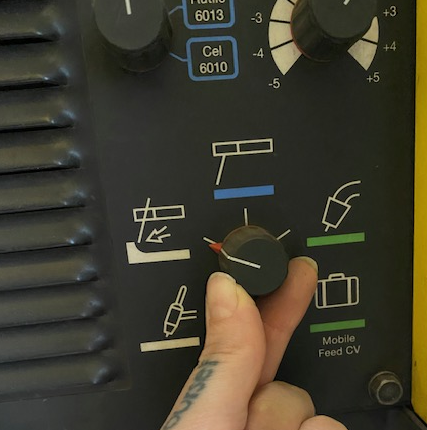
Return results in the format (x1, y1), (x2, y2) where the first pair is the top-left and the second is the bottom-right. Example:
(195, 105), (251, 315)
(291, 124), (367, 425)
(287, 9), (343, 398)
(146, 226), (172, 244)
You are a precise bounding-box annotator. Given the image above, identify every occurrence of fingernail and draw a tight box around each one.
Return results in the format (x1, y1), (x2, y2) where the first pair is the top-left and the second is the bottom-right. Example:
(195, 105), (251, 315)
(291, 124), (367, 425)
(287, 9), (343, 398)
(293, 256), (318, 274)
(206, 272), (238, 320)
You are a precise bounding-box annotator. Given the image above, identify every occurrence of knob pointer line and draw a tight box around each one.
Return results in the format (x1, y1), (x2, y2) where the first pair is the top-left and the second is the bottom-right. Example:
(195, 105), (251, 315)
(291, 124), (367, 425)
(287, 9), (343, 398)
(220, 248), (261, 270)
(203, 237), (261, 269)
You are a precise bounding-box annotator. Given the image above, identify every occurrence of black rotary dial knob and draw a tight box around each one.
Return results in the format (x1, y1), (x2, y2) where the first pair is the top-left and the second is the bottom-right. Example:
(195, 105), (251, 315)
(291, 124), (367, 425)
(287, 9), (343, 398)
(218, 225), (290, 296)
(94, 0), (172, 72)
(291, 0), (377, 61)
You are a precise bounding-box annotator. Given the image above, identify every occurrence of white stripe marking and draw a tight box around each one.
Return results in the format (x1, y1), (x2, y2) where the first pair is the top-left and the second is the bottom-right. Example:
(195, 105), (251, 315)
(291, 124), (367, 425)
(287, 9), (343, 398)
(203, 236), (216, 244)
(140, 337), (200, 352)
(125, 0), (132, 15)
(277, 229), (291, 241)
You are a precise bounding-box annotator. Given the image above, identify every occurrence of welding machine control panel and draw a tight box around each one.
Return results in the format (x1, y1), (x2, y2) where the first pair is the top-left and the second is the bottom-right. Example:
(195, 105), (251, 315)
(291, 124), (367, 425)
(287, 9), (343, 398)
(0, 0), (415, 429)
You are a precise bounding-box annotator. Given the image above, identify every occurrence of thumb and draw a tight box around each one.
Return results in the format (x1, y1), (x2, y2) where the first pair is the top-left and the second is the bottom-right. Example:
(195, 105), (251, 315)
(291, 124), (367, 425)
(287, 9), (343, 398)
(161, 272), (266, 430)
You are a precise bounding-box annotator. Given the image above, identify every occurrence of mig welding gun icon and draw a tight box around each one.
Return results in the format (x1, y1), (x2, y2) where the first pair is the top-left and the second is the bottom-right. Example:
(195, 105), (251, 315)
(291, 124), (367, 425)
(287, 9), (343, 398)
(163, 285), (197, 337)
(322, 180), (361, 232)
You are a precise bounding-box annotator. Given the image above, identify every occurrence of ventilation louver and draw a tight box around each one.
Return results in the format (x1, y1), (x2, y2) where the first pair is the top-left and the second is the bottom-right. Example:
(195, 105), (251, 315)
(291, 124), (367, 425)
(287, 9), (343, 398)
(0, 0), (119, 401)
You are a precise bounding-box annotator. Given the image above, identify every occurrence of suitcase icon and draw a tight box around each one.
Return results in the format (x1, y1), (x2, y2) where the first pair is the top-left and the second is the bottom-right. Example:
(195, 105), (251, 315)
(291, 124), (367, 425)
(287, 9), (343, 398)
(315, 273), (360, 309)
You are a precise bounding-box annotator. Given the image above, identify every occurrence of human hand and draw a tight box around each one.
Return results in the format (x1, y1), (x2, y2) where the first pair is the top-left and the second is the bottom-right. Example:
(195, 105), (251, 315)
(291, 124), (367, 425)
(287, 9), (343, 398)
(161, 257), (347, 430)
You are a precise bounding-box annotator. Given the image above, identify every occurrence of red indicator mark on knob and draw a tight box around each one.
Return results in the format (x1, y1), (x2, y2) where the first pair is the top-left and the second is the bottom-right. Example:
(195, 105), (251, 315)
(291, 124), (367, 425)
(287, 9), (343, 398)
(209, 242), (223, 254)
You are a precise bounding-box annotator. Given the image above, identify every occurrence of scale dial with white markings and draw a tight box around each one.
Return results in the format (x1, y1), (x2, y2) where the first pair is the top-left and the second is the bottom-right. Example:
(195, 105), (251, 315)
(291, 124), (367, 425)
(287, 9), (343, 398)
(268, 0), (380, 74)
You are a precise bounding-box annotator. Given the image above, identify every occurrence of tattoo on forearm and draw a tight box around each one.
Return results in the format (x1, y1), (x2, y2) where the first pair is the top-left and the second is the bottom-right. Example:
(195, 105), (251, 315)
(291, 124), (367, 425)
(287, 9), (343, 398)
(161, 360), (219, 430)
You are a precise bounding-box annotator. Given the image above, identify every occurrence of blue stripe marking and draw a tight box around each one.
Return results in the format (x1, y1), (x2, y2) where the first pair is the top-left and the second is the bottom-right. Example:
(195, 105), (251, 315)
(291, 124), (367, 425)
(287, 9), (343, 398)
(214, 185), (275, 200)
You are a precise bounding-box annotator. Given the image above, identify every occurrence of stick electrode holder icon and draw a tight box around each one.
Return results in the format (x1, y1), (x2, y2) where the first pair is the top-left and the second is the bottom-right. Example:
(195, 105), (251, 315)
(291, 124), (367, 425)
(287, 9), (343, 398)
(213, 138), (273, 186)
(163, 285), (197, 337)
(322, 180), (361, 232)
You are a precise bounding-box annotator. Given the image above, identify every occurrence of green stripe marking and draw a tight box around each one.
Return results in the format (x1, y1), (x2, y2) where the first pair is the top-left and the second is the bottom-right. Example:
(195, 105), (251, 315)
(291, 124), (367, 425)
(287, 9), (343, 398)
(307, 232), (365, 247)
(310, 319), (366, 333)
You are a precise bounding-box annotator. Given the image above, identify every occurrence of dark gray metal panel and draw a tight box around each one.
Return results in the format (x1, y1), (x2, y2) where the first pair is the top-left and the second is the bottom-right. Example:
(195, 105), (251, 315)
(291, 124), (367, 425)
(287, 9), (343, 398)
(0, 284), (106, 328)
(0, 0), (126, 406)
(0, 90), (74, 132)
(0, 131), (80, 174)
(335, 408), (427, 430)
(0, 0), (61, 43)
(0, 0), (417, 428)
(0, 44), (67, 89)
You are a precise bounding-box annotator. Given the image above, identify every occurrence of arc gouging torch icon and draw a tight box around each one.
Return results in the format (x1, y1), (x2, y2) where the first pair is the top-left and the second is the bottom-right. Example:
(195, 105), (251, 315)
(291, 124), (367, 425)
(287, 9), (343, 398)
(322, 180), (361, 232)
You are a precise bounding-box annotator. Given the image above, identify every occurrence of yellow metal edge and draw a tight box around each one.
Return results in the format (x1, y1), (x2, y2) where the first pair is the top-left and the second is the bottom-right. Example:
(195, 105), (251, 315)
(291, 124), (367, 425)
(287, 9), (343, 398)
(413, 0), (427, 421)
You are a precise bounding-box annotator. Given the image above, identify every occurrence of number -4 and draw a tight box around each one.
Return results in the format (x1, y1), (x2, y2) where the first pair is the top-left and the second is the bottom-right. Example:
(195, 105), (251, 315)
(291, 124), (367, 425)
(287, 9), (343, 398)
(253, 48), (264, 58)
(269, 78), (281, 89)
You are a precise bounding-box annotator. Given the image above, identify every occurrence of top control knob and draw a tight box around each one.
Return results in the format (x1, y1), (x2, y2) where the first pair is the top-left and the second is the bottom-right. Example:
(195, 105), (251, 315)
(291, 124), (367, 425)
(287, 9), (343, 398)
(94, 0), (172, 72)
(291, 0), (377, 62)
(216, 225), (290, 296)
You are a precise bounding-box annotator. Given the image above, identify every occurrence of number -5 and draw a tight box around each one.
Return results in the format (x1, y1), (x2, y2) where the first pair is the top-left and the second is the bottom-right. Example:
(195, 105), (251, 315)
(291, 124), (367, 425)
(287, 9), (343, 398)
(270, 78), (281, 89)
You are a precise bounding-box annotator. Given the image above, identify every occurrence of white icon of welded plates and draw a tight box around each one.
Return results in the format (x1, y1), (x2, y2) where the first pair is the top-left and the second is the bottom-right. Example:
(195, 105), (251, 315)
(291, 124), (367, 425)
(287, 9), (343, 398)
(163, 285), (198, 337)
(315, 273), (360, 309)
(126, 198), (190, 264)
(213, 138), (274, 186)
(322, 180), (361, 232)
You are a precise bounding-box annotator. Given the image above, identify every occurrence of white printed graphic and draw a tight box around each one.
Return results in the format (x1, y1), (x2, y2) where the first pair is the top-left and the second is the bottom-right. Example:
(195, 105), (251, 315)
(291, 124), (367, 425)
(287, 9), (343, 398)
(203, 208), (292, 254)
(269, 0), (378, 74)
(126, 198), (190, 264)
(348, 18), (379, 70)
(125, 0), (132, 15)
(146, 226), (171, 244)
(269, 0), (302, 75)
(213, 138), (274, 185)
(140, 285), (200, 353)
(276, 229), (291, 241)
(140, 337), (200, 353)
(203, 236), (216, 245)
(316, 273), (360, 309)
(322, 180), (361, 232)
(242, 207), (291, 241)
(134, 198), (184, 244)
(163, 285), (198, 337)
(244, 207), (249, 226)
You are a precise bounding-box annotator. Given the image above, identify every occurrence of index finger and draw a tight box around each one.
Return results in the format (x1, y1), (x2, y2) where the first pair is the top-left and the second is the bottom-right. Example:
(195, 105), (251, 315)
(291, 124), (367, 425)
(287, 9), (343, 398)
(256, 256), (318, 385)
